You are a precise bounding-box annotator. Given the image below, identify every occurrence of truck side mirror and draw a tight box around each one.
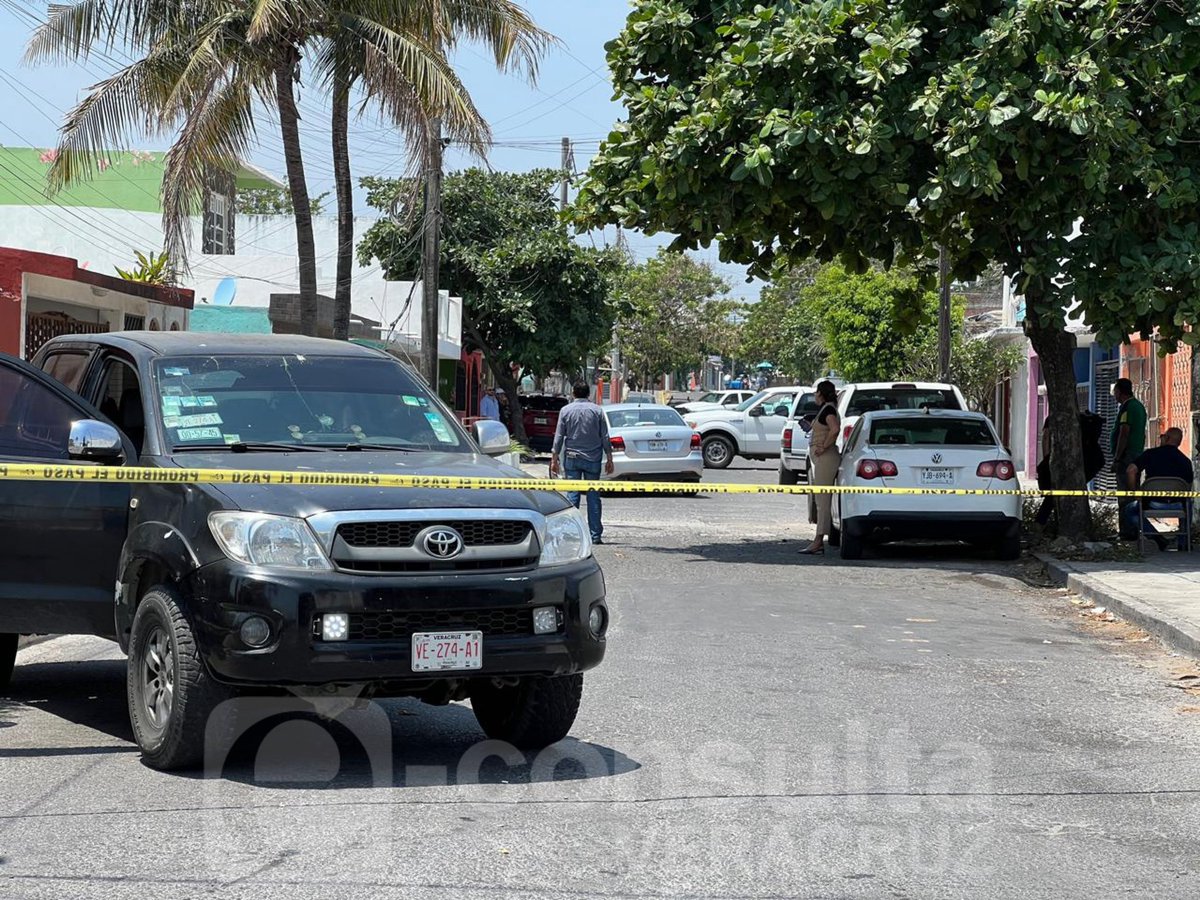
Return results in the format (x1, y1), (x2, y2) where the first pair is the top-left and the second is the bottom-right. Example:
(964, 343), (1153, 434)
(68, 419), (125, 464)
(473, 419), (511, 456)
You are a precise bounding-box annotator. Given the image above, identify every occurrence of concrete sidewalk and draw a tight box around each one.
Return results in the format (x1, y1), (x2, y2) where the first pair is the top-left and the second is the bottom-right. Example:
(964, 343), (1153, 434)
(1040, 552), (1200, 657)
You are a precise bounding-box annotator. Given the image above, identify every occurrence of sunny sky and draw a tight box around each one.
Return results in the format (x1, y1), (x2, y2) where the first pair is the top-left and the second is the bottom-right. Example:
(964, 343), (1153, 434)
(0, 0), (757, 297)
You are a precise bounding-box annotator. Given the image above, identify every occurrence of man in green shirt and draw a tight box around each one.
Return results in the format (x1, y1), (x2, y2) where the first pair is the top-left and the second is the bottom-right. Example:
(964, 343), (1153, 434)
(1110, 377), (1148, 478)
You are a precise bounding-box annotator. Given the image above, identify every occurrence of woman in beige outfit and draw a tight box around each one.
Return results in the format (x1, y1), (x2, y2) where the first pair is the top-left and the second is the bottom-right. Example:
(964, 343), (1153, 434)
(800, 380), (841, 555)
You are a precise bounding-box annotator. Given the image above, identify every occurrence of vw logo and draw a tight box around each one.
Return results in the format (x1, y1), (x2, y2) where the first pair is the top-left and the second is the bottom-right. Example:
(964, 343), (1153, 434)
(931, 452), (943, 464)
(420, 527), (464, 559)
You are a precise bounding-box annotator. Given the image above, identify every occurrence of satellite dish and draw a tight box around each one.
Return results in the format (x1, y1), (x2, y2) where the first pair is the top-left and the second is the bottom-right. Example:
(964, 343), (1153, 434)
(212, 277), (237, 306)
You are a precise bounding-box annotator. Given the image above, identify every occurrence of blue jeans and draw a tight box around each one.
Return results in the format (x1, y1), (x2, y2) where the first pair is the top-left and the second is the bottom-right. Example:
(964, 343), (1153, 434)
(1122, 500), (1189, 547)
(565, 459), (603, 541)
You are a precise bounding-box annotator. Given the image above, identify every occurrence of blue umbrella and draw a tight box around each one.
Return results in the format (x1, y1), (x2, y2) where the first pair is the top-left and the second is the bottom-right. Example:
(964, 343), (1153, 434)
(755, 361), (774, 369)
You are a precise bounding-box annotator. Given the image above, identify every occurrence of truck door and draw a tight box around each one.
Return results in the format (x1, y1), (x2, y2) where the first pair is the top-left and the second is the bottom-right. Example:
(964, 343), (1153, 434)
(0, 353), (134, 637)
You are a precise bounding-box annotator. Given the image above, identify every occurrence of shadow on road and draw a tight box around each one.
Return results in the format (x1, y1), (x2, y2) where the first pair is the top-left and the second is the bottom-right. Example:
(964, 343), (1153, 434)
(2, 656), (640, 790)
(643, 537), (1010, 572)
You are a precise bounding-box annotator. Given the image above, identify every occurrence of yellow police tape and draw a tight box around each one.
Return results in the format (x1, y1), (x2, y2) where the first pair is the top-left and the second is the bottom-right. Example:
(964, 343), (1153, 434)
(2, 462), (1198, 499)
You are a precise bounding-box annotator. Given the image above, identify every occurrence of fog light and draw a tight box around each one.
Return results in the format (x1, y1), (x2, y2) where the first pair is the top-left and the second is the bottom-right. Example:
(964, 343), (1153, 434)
(588, 604), (606, 637)
(321, 613), (349, 642)
(240, 615), (272, 647)
(533, 606), (559, 635)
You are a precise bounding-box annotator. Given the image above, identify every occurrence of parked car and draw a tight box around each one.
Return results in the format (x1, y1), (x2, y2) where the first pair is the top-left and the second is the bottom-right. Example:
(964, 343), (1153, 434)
(685, 387), (804, 469)
(521, 393), (570, 452)
(0, 334), (607, 769)
(835, 382), (968, 450)
(603, 403), (704, 482)
(624, 391), (660, 405)
(673, 389), (755, 416)
(778, 387), (820, 484)
(831, 409), (1021, 560)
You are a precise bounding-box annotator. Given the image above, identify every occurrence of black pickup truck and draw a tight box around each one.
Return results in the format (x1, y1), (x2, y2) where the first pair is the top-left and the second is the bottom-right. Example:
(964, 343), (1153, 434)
(0, 333), (607, 769)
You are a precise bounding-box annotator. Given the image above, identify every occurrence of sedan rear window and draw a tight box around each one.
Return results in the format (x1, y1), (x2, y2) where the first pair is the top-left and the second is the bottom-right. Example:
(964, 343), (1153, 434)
(606, 408), (687, 428)
(846, 389), (960, 416)
(869, 417), (996, 446)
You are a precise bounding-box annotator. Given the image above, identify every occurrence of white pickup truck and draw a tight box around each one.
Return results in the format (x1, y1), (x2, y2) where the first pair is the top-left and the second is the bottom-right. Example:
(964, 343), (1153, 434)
(778, 387), (821, 484)
(684, 387), (806, 469)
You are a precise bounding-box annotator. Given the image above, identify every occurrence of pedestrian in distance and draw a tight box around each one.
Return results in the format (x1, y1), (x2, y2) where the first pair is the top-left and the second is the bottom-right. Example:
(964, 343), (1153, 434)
(479, 387), (500, 422)
(550, 382), (615, 544)
(1119, 426), (1194, 549)
(496, 388), (513, 431)
(1110, 377), (1147, 481)
(800, 380), (841, 555)
(1034, 410), (1106, 528)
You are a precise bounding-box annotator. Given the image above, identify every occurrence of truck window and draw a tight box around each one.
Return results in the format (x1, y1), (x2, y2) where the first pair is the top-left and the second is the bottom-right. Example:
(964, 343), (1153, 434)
(40, 351), (90, 391)
(0, 366), (82, 460)
(98, 359), (146, 455)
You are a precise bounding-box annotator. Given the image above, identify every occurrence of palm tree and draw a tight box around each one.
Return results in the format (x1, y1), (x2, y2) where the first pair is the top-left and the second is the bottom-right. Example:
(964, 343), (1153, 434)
(246, 0), (553, 340)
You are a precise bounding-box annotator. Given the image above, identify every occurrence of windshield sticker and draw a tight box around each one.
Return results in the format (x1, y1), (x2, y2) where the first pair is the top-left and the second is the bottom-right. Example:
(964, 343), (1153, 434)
(197, 395), (218, 408)
(424, 411), (456, 443)
(180, 397), (200, 408)
(176, 426), (223, 441)
(161, 385), (183, 396)
(175, 413), (222, 428)
(161, 396), (182, 412)
(402, 395), (421, 407)
(163, 415), (181, 428)
(223, 434), (241, 445)
(163, 366), (190, 377)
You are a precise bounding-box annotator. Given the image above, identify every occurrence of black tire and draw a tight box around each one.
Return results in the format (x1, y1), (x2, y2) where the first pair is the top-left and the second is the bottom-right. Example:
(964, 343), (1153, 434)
(470, 673), (583, 750)
(840, 529), (864, 560)
(998, 533), (1021, 561)
(127, 586), (233, 771)
(778, 463), (800, 486)
(0, 633), (17, 692)
(701, 434), (735, 469)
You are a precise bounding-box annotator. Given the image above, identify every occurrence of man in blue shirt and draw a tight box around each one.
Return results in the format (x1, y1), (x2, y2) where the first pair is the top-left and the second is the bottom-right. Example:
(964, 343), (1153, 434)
(550, 382), (615, 543)
(479, 387), (500, 422)
(1120, 427), (1194, 548)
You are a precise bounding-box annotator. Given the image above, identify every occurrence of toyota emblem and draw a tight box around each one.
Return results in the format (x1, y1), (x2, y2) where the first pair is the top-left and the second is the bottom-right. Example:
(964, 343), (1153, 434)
(420, 527), (464, 559)
(931, 452), (943, 464)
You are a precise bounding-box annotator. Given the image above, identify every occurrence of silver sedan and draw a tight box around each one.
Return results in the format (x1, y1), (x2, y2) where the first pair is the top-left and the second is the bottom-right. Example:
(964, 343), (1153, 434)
(603, 404), (704, 482)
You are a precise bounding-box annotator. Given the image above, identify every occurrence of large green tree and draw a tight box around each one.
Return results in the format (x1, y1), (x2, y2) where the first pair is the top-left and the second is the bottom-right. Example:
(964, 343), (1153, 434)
(576, 0), (1200, 537)
(358, 168), (622, 440)
(739, 260), (825, 382)
(616, 249), (738, 388)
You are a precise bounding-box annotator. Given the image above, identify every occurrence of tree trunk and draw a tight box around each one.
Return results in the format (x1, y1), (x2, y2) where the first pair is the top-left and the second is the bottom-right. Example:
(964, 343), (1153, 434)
(274, 53), (319, 337)
(463, 308), (529, 444)
(331, 71), (353, 341)
(1026, 309), (1090, 539)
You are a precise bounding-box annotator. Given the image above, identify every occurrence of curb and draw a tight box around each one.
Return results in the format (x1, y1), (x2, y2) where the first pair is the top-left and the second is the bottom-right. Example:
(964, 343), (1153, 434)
(1037, 553), (1200, 658)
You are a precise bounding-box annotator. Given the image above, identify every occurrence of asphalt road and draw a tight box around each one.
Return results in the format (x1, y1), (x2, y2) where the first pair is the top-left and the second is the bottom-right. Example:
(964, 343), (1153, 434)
(3, 460), (1200, 899)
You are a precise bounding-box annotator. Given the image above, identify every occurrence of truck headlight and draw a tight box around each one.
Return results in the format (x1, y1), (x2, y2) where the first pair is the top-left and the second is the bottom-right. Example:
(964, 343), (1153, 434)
(539, 508), (591, 566)
(209, 512), (332, 570)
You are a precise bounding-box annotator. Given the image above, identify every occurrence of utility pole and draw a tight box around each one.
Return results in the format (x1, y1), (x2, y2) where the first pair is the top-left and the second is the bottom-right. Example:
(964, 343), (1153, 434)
(560, 137), (572, 211)
(937, 244), (952, 383)
(422, 118), (443, 390)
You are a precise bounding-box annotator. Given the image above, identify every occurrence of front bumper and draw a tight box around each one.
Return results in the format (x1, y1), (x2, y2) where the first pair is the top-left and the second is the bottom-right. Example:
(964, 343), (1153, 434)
(184, 558), (607, 687)
(842, 511), (1020, 541)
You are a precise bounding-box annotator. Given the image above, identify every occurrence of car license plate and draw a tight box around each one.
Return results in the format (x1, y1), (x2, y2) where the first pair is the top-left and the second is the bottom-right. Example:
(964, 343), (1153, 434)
(534, 417), (548, 425)
(920, 468), (955, 486)
(411, 631), (482, 672)
(648, 440), (667, 451)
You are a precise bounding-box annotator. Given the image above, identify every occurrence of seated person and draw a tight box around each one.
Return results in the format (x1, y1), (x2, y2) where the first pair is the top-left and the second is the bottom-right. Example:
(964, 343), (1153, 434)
(1120, 427), (1194, 549)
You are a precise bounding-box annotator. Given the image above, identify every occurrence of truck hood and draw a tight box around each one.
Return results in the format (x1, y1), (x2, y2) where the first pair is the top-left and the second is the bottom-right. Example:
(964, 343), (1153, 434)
(685, 407), (746, 425)
(163, 451), (569, 518)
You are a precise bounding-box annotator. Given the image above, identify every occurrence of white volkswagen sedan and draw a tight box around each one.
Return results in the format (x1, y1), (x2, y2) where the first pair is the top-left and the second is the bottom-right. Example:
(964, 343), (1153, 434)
(831, 409), (1022, 560)
(603, 404), (704, 482)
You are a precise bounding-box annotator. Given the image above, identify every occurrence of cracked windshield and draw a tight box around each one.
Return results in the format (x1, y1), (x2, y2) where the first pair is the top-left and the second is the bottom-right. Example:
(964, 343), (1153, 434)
(1, 1), (1198, 899)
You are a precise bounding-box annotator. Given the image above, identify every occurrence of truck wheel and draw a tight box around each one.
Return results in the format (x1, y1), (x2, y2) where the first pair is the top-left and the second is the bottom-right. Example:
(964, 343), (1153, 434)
(840, 529), (864, 561)
(0, 634), (17, 692)
(701, 435), (735, 469)
(778, 463), (799, 486)
(470, 673), (583, 750)
(127, 587), (233, 771)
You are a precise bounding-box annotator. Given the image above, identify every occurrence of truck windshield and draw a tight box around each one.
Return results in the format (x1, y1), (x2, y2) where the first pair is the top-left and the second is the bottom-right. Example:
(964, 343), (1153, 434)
(153, 355), (468, 451)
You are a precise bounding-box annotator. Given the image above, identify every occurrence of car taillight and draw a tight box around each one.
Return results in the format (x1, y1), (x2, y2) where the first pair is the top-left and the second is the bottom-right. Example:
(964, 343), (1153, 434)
(978, 460), (1015, 480)
(843, 425), (853, 441)
(856, 458), (897, 479)
(690, 432), (701, 450)
(782, 427), (793, 451)
(610, 436), (625, 452)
